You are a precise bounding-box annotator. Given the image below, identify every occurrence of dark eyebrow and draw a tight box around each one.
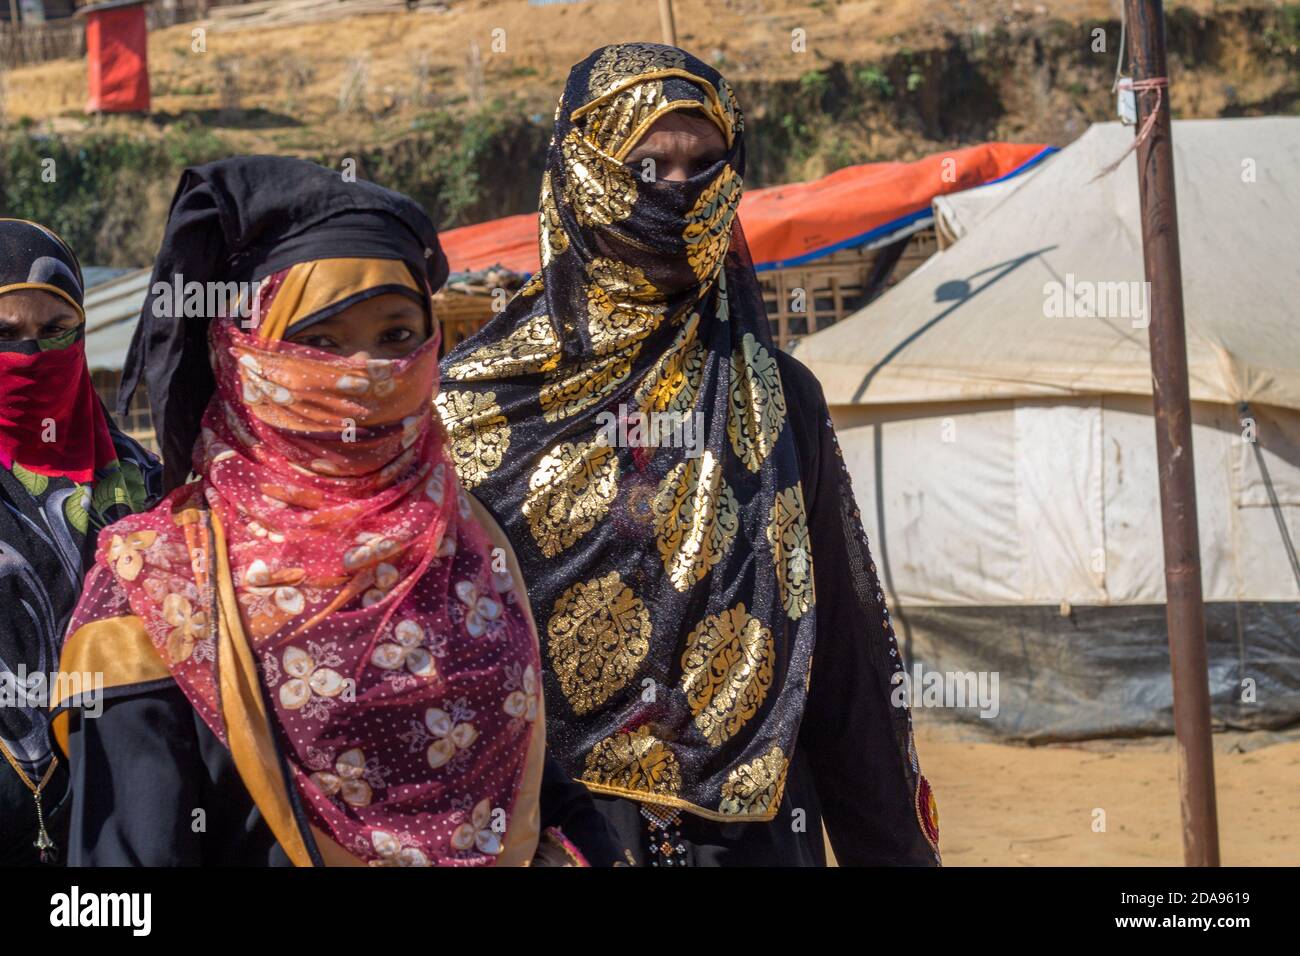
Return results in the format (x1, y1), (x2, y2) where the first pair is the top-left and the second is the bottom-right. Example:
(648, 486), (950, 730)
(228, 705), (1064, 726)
(287, 324), (338, 341)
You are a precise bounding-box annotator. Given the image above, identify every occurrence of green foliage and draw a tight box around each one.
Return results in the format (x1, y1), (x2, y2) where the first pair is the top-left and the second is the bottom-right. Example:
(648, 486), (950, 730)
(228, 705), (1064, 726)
(856, 66), (895, 99)
(0, 122), (230, 266)
(1263, 4), (1300, 56)
(821, 131), (860, 173)
(798, 70), (830, 102)
(0, 102), (547, 262)
(326, 97), (551, 228)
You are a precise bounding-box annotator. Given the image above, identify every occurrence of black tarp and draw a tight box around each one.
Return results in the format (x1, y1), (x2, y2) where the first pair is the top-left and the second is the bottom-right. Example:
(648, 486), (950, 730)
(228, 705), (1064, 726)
(890, 601), (1300, 741)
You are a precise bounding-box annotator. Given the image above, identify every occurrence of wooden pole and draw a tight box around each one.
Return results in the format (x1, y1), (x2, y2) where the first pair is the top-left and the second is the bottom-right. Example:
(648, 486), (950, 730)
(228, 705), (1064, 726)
(1123, 0), (1221, 867)
(658, 0), (676, 47)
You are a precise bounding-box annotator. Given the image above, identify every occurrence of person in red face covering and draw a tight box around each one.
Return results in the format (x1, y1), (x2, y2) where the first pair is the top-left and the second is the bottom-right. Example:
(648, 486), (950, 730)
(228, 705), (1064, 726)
(0, 219), (161, 866)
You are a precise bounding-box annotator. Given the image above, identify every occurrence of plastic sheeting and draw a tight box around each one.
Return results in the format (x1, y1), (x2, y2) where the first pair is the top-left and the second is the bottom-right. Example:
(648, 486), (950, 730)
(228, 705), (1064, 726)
(896, 602), (1300, 741)
(438, 142), (1051, 274)
(832, 397), (1300, 607)
(792, 119), (1300, 738)
(829, 395), (1300, 738)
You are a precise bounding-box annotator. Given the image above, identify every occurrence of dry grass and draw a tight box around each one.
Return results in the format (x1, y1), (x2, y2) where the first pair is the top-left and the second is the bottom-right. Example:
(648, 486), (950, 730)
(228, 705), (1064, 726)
(6, 0), (1287, 127)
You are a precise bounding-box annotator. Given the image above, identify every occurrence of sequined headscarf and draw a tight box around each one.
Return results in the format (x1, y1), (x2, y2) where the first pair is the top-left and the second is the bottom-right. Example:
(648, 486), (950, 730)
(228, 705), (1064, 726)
(439, 44), (814, 822)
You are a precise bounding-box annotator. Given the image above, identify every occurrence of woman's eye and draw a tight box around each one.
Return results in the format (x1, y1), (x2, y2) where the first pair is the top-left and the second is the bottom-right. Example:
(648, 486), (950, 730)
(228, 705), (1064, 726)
(693, 156), (724, 176)
(626, 152), (665, 174)
(299, 335), (337, 350)
(380, 328), (413, 344)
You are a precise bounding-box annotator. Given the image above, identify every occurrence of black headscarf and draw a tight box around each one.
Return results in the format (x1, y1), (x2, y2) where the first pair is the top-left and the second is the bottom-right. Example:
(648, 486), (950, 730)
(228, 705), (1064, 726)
(438, 44), (821, 822)
(0, 218), (85, 313)
(121, 156), (450, 490)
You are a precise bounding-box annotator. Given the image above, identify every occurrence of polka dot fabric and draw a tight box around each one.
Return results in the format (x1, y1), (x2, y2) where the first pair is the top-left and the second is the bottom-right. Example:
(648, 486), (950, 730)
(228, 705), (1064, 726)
(84, 264), (541, 866)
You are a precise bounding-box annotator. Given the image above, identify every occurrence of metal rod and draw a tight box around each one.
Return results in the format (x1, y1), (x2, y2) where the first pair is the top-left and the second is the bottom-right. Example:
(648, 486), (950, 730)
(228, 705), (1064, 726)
(1123, 0), (1221, 867)
(658, 0), (677, 47)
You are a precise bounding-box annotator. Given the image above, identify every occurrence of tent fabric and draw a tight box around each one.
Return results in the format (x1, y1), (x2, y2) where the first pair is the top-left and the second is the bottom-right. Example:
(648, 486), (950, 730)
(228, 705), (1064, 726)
(83, 266), (151, 372)
(86, 2), (151, 114)
(932, 165), (1044, 248)
(793, 119), (1300, 738)
(896, 601), (1300, 741)
(831, 396), (1300, 608)
(790, 118), (1300, 413)
(438, 142), (1052, 275)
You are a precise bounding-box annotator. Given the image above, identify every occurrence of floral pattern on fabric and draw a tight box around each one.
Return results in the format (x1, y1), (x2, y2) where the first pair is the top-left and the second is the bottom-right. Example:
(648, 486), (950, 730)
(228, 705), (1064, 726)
(0, 413), (159, 779)
(73, 271), (541, 867)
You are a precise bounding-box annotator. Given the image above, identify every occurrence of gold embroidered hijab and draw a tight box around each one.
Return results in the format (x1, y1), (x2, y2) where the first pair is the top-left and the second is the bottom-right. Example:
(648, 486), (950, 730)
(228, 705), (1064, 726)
(438, 44), (812, 821)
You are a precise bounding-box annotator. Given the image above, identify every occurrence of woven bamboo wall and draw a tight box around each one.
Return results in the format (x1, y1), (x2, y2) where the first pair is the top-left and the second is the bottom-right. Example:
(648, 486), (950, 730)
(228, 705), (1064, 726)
(92, 368), (158, 455)
(436, 289), (501, 356)
(760, 227), (937, 350)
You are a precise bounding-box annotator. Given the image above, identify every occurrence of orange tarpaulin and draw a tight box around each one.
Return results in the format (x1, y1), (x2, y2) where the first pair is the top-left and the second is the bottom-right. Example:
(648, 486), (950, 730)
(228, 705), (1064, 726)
(440, 142), (1053, 275)
(439, 213), (540, 276)
(85, 1), (151, 114)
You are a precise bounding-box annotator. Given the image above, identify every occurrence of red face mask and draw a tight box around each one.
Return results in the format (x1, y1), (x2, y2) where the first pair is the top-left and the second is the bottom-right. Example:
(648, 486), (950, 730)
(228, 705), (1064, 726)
(0, 330), (116, 483)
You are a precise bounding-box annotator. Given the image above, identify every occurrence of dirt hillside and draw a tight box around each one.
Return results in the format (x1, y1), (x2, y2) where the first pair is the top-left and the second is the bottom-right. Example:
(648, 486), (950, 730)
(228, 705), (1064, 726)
(5, 0), (1294, 152)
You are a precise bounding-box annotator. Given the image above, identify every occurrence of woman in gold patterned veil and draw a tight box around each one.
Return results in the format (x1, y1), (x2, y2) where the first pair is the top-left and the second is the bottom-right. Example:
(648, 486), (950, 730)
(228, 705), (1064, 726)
(438, 43), (940, 866)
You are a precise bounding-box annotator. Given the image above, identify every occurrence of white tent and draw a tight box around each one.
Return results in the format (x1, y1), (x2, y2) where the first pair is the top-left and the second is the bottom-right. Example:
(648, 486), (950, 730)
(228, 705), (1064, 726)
(791, 118), (1300, 739)
(931, 168), (1044, 249)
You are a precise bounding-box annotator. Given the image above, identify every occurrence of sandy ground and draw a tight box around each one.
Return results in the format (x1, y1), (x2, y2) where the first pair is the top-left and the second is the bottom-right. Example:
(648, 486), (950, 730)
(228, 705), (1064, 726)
(906, 721), (1300, 866)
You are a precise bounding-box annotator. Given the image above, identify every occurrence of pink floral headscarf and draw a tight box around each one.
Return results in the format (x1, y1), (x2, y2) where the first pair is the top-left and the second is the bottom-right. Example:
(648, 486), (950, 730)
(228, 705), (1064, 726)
(77, 261), (542, 866)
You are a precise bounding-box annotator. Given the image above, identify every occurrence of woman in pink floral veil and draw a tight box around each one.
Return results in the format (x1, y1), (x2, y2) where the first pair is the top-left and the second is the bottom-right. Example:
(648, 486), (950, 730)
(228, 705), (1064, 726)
(50, 156), (626, 867)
